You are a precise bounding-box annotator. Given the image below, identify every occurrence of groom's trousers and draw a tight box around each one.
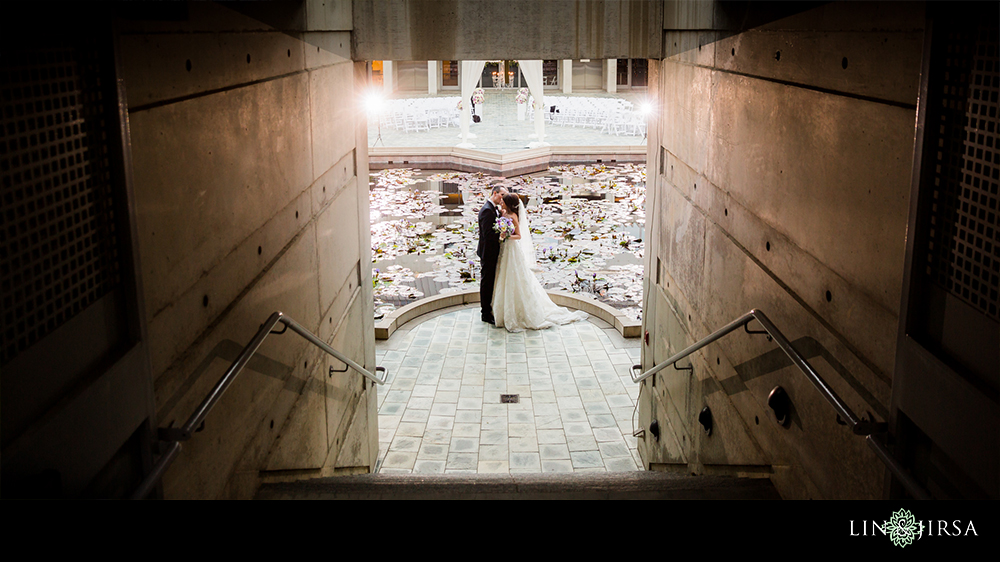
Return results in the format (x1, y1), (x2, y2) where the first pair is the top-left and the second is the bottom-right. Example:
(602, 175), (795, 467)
(480, 247), (498, 321)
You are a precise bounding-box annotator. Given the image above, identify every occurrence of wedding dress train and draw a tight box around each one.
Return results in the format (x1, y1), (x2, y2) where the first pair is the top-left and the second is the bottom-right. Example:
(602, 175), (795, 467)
(492, 207), (588, 332)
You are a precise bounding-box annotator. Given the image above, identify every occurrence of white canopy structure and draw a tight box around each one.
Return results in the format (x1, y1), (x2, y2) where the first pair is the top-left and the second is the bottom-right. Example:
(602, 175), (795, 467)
(458, 59), (546, 148)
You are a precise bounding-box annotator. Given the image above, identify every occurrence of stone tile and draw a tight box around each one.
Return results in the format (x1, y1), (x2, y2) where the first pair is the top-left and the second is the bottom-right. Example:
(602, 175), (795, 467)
(453, 422), (481, 437)
(446, 452), (479, 471)
(378, 402), (403, 416)
(537, 429), (566, 444)
(589, 414), (618, 428)
(457, 397), (483, 411)
(534, 415), (562, 430)
(539, 443), (571, 460)
(507, 362), (529, 375)
(481, 414), (507, 430)
(593, 427), (626, 442)
(413, 460), (446, 473)
(450, 437), (480, 453)
(417, 443), (449, 460)
(508, 410), (533, 424)
(407, 397), (434, 410)
(395, 422), (426, 437)
(509, 436), (539, 452)
(583, 401), (612, 415)
(484, 379), (507, 392)
(557, 396), (584, 410)
(541, 459), (575, 473)
(566, 434), (599, 452)
(382, 451), (417, 470)
(510, 452), (541, 470)
(455, 409), (483, 424)
(605, 456), (640, 471)
(422, 429), (452, 445)
(478, 460), (509, 473)
(532, 402), (560, 417)
(426, 415), (455, 430)
(430, 402), (457, 417)
(390, 435), (421, 452)
(570, 450), (604, 469)
(437, 379), (462, 391)
(508, 423), (536, 438)
(598, 440), (632, 458)
(401, 409), (430, 423)
(479, 444), (508, 461)
(390, 378), (416, 391)
(607, 394), (636, 408)
(480, 429), (508, 445)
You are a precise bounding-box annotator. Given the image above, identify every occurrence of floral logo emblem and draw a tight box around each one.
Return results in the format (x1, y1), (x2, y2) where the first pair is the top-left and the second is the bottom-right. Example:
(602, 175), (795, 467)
(885, 509), (919, 548)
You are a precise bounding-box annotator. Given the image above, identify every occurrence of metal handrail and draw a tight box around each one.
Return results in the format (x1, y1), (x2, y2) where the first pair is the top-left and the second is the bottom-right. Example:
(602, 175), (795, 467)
(630, 308), (931, 500)
(132, 311), (386, 499)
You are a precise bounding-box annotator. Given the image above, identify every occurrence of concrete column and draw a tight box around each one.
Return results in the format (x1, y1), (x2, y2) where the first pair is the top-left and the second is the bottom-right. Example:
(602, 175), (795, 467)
(606, 59), (617, 93)
(562, 59), (572, 94)
(382, 60), (394, 95)
(427, 60), (438, 95)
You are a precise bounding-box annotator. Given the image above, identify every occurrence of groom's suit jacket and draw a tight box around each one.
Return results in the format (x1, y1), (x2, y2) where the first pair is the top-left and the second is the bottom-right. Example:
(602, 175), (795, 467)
(477, 200), (500, 260)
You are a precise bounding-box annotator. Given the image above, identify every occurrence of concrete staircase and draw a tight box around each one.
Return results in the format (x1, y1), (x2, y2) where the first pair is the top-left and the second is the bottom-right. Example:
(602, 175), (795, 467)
(254, 472), (781, 500)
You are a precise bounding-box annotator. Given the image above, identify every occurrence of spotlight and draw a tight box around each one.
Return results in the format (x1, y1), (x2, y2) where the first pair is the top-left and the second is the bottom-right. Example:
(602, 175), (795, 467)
(365, 91), (384, 114)
(366, 90), (385, 147)
(639, 101), (653, 115)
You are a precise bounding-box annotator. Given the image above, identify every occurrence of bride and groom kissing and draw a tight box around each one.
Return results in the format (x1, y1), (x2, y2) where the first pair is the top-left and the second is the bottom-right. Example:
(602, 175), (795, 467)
(477, 185), (588, 332)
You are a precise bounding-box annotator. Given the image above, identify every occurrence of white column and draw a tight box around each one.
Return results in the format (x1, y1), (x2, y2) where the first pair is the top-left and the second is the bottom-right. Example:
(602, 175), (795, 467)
(427, 60), (438, 95)
(382, 60), (394, 95)
(606, 59), (617, 93)
(562, 59), (572, 94)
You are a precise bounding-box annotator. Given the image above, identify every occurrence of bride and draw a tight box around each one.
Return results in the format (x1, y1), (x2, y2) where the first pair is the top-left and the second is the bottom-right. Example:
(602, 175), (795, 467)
(492, 193), (588, 332)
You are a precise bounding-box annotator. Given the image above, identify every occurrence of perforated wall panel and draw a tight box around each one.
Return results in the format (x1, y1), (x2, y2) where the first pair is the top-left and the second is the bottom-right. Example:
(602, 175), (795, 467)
(0, 46), (122, 366)
(925, 24), (1000, 321)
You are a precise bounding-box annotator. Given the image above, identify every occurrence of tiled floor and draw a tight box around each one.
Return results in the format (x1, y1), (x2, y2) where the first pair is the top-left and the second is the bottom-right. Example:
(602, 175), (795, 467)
(374, 303), (643, 474)
(369, 90), (648, 154)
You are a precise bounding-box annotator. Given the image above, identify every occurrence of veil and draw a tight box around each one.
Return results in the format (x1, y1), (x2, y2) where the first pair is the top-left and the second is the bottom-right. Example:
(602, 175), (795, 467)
(517, 203), (539, 272)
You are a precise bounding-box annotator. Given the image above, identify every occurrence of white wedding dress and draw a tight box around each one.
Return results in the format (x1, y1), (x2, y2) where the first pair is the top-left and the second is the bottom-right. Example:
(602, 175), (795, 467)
(492, 206), (588, 332)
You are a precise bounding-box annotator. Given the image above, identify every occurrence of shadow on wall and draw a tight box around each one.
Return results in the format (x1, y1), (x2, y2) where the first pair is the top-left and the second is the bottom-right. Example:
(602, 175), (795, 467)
(694, 336), (891, 423)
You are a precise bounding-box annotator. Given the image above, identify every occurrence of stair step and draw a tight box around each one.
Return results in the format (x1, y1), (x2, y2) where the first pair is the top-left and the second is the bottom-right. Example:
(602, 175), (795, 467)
(255, 472), (781, 500)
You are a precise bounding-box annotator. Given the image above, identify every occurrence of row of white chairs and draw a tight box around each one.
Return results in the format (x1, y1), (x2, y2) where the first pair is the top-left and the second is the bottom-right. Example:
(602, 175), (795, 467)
(377, 97), (463, 132)
(527, 96), (645, 136)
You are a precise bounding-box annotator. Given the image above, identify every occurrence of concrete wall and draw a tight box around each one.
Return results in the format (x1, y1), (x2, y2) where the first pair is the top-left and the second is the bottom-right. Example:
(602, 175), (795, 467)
(352, 0), (663, 61)
(639, 1), (924, 499)
(120, 0), (377, 499)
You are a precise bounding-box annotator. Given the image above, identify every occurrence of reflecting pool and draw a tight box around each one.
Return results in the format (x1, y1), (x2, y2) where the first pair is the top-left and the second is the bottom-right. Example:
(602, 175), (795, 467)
(370, 164), (645, 321)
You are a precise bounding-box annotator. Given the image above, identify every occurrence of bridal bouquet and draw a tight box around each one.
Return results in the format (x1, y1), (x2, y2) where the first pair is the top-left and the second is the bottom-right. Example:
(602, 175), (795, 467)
(515, 88), (529, 104)
(472, 88), (485, 104)
(494, 216), (515, 241)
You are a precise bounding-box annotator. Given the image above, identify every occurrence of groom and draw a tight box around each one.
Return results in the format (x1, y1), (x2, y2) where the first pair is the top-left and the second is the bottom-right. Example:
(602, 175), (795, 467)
(477, 185), (507, 324)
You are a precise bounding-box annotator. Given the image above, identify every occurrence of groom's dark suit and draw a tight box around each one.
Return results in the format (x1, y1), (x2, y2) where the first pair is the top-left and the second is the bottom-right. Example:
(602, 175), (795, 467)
(477, 199), (501, 323)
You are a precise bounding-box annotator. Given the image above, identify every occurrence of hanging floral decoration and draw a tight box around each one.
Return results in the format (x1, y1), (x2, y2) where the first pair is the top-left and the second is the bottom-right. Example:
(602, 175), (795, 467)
(515, 88), (529, 104)
(471, 88), (485, 104)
